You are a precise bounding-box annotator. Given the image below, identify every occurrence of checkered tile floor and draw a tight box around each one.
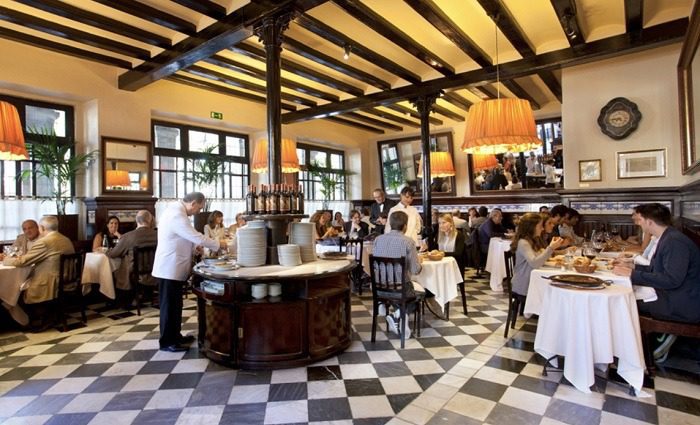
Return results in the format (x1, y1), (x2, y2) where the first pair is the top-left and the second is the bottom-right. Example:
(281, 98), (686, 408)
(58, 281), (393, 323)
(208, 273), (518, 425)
(0, 272), (699, 424)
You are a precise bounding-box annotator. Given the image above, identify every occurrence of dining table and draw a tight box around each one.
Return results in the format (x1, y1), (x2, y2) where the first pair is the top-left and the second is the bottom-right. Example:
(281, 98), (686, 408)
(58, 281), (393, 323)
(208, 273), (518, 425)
(524, 266), (647, 395)
(484, 237), (512, 291)
(0, 264), (32, 325)
(412, 256), (462, 315)
(81, 252), (121, 299)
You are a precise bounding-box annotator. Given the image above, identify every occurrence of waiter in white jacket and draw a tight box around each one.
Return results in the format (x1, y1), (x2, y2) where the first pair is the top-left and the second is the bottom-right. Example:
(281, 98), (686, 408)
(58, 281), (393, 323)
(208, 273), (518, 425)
(153, 192), (227, 352)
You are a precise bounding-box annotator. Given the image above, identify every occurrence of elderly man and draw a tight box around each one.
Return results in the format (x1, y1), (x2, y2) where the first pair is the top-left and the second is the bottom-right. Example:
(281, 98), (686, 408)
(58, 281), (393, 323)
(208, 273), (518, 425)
(386, 186), (422, 247)
(12, 220), (41, 254)
(370, 188), (397, 225)
(108, 210), (158, 290)
(452, 209), (468, 230)
(153, 192), (227, 352)
(478, 208), (505, 255)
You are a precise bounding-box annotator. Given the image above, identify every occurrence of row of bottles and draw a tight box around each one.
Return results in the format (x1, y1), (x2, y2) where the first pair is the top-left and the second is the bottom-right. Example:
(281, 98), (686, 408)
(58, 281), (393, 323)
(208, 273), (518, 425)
(246, 184), (305, 215)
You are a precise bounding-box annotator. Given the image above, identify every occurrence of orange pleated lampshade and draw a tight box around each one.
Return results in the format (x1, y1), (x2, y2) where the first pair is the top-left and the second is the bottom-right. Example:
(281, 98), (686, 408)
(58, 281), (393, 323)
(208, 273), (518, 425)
(106, 169), (131, 188)
(416, 151), (456, 178)
(251, 138), (300, 174)
(471, 154), (499, 171)
(0, 101), (29, 160)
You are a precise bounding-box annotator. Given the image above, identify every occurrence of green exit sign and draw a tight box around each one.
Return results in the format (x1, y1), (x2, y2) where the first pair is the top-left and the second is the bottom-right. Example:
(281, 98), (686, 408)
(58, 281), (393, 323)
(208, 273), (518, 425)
(210, 111), (223, 120)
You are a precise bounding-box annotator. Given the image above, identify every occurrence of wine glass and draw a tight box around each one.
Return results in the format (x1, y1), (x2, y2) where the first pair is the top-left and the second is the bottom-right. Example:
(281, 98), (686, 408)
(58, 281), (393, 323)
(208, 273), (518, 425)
(583, 246), (598, 262)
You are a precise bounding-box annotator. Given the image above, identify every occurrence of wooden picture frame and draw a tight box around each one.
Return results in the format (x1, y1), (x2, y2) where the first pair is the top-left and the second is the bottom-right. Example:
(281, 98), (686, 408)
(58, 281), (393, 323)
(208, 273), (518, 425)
(579, 159), (602, 182)
(617, 149), (666, 179)
(101, 136), (153, 195)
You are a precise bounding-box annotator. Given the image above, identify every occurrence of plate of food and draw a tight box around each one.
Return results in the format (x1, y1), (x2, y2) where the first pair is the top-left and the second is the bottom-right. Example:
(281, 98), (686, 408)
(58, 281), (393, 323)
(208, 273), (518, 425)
(321, 251), (349, 259)
(550, 282), (606, 290)
(543, 274), (610, 286)
(209, 261), (237, 271)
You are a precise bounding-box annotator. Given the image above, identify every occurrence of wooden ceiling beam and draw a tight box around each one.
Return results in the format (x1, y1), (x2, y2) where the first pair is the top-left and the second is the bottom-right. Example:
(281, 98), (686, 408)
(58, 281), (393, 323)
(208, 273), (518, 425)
(92, 0), (197, 36)
(344, 112), (403, 131)
(537, 70), (562, 102)
(167, 74), (298, 112)
(625, 0), (644, 35)
(362, 108), (421, 128)
(326, 116), (385, 134)
(404, 0), (491, 67)
(281, 18), (687, 123)
(0, 26), (132, 69)
(387, 105), (443, 126)
(550, 0), (585, 46)
(334, 0), (454, 75)
(0, 6), (151, 59)
(294, 13), (421, 83)
(14, 0), (171, 48)
(443, 92), (472, 111)
(231, 42), (365, 97)
(433, 104), (465, 121)
(502, 80), (541, 109)
(283, 37), (391, 90)
(204, 55), (340, 102)
(171, 0), (228, 20)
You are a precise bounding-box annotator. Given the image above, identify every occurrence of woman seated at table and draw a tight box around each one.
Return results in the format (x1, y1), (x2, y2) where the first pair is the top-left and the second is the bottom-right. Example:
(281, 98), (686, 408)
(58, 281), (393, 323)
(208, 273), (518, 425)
(423, 213), (466, 272)
(541, 213), (572, 248)
(332, 211), (345, 228)
(310, 211), (338, 241)
(512, 213), (564, 297)
(93, 215), (121, 251)
(228, 212), (247, 237)
(204, 210), (226, 240)
(343, 209), (369, 239)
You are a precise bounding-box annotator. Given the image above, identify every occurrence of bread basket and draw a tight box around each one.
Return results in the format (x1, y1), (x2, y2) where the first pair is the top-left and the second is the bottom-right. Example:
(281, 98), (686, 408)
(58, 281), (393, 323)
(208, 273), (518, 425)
(427, 251), (445, 261)
(573, 264), (597, 274)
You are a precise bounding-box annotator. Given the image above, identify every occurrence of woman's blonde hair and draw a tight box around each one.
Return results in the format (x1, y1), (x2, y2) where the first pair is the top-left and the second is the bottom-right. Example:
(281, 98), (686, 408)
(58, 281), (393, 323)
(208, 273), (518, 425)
(438, 213), (457, 238)
(511, 212), (543, 251)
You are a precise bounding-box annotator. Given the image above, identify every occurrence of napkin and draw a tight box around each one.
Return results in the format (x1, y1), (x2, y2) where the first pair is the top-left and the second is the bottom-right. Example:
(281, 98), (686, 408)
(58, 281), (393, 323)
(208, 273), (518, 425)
(633, 285), (658, 303)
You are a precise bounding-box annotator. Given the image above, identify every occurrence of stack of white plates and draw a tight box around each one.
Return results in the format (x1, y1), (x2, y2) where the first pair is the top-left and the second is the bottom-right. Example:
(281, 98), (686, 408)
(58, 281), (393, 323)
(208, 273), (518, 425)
(289, 222), (316, 262)
(237, 227), (267, 266)
(277, 244), (302, 267)
(247, 220), (266, 229)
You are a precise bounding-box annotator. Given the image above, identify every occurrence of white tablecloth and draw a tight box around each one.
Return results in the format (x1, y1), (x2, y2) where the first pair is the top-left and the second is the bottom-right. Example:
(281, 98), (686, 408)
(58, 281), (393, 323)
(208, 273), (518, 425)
(81, 252), (120, 299)
(316, 241), (373, 275)
(0, 264), (32, 306)
(412, 256), (462, 310)
(485, 237), (511, 291)
(534, 282), (645, 394)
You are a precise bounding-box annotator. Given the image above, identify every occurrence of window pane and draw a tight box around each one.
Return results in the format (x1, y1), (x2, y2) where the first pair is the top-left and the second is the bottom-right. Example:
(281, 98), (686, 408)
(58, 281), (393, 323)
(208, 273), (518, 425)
(297, 148), (306, 165)
(3, 161), (16, 196)
(25, 106), (66, 137)
(20, 162), (32, 196)
(36, 175), (52, 197)
(226, 136), (245, 156)
(160, 171), (177, 198)
(311, 150), (327, 166)
(189, 130), (219, 153)
(330, 153), (343, 169)
(155, 125), (180, 149)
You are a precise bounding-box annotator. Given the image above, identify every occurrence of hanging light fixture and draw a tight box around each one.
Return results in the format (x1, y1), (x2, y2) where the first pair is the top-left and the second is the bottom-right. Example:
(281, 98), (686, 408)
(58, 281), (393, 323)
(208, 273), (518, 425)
(0, 101), (29, 160)
(343, 44), (351, 60)
(471, 154), (499, 171)
(461, 17), (542, 155)
(106, 169), (132, 188)
(416, 151), (456, 178)
(251, 138), (300, 174)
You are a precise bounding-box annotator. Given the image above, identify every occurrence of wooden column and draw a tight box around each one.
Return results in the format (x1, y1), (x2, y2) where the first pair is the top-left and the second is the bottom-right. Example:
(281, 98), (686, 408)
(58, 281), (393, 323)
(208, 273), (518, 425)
(254, 10), (295, 186)
(411, 93), (441, 237)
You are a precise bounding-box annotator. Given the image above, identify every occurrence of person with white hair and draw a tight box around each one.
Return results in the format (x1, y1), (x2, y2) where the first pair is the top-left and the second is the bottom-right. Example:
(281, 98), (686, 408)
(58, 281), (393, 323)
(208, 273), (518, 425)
(451, 209), (467, 230)
(108, 210), (158, 291)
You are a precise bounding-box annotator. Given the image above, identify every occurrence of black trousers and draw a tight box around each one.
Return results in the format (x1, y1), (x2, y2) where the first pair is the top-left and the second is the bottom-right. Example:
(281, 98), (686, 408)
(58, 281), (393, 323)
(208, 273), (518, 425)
(158, 278), (184, 348)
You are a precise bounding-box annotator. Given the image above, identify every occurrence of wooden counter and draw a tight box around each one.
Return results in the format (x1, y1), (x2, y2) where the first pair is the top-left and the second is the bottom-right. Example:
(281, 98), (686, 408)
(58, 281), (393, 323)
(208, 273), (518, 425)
(192, 259), (355, 369)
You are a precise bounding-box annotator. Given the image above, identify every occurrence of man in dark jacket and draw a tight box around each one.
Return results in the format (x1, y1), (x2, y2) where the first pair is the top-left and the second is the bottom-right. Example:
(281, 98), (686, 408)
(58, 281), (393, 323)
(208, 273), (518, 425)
(108, 210), (157, 290)
(370, 188), (397, 224)
(343, 209), (369, 239)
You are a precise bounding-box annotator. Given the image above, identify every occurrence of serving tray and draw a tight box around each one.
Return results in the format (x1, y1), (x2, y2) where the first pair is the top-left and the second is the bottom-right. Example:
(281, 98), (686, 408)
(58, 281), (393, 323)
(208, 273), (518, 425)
(543, 274), (609, 286)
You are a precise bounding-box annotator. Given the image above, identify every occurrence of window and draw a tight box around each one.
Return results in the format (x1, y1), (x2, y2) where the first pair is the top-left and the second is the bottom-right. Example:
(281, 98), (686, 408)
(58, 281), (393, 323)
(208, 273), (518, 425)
(152, 121), (249, 200)
(297, 143), (347, 201)
(0, 94), (74, 199)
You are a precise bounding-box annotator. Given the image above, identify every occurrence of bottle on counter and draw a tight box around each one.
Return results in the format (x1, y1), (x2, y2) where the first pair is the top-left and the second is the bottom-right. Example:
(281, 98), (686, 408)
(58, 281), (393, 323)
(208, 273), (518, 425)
(280, 184), (291, 214)
(256, 184), (267, 215)
(245, 185), (257, 215)
(269, 184), (280, 214)
(290, 184), (299, 214)
(296, 184), (305, 215)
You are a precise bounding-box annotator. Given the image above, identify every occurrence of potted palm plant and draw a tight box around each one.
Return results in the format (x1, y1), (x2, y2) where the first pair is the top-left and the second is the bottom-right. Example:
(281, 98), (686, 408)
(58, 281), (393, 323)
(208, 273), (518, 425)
(190, 144), (225, 232)
(20, 128), (96, 240)
(305, 160), (354, 210)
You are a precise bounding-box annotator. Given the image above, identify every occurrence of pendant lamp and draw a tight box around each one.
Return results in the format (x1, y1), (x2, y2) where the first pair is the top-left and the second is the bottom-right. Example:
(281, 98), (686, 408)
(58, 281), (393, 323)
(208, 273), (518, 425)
(416, 151), (456, 178)
(471, 154), (499, 171)
(251, 138), (300, 174)
(106, 169), (132, 188)
(461, 19), (542, 155)
(0, 101), (29, 160)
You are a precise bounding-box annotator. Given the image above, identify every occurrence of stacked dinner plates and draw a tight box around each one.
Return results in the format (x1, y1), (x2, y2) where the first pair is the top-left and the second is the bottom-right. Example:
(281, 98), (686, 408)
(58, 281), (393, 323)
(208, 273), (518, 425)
(237, 227), (267, 266)
(247, 220), (267, 229)
(277, 244), (302, 267)
(289, 222), (316, 263)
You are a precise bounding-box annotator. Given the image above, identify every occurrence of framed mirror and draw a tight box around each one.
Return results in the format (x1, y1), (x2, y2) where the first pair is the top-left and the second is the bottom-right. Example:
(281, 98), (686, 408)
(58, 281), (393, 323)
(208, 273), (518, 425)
(378, 131), (456, 197)
(101, 136), (153, 195)
(678, 0), (700, 175)
(468, 117), (564, 193)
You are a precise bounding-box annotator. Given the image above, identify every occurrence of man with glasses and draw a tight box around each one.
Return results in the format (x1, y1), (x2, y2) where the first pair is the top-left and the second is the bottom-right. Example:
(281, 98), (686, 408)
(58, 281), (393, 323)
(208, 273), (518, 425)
(385, 186), (422, 247)
(370, 188), (397, 225)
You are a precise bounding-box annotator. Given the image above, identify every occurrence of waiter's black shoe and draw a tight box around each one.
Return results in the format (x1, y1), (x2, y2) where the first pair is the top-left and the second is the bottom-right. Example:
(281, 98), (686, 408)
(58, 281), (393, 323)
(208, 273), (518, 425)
(178, 335), (195, 345)
(425, 297), (447, 320)
(160, 344), (188, 352)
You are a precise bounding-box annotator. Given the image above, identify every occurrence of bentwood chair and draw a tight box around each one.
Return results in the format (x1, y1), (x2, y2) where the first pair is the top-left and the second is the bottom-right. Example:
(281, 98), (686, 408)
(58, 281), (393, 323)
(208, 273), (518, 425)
(503, 250), (525, 338)
(341, 237), (367, 295)
(369, 255), (425, 349)
(131, 245), (157, 316)
(57, 252), (87, 332)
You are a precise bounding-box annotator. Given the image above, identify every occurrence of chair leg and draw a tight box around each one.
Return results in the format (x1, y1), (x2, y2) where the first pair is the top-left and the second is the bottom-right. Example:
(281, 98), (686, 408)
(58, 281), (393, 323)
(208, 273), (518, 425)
(399, 307), (407, 349)
(135, 284), (142, 316)
(444, 300), (450, 321)
(459, 281), (467, 316)
(79, 292), (87, 324)
(511, 298), (520, 330)
(641, 331), (656, 376)
(57, 299), (68, 332)
(504, 298), (514, 338)
(371, 301), (378, 343)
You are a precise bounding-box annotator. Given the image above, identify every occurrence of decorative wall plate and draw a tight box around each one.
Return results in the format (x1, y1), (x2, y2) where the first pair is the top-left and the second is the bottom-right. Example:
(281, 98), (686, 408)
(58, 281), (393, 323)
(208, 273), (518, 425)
(597, 97), (642, 140)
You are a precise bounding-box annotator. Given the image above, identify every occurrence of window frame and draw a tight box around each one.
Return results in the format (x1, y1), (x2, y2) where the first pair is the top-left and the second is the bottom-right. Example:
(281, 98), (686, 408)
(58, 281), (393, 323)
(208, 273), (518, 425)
(297, 142), (347, 201)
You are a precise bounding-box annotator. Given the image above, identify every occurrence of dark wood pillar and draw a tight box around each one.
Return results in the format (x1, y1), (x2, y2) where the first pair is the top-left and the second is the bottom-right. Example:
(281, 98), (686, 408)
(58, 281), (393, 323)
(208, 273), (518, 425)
(411, 93), (441, 237)
(254, 10), (295, 186)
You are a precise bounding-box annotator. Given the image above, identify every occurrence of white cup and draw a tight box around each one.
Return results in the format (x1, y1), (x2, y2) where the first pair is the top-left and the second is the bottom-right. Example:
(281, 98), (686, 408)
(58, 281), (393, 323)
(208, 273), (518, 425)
(251, 283), (268, 299)
(268, 283), (282, 297)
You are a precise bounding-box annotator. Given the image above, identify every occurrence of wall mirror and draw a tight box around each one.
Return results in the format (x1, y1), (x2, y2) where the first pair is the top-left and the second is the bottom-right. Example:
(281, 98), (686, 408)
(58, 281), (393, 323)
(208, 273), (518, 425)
(378, 131), (456, 197)
(678, 0), (700, 175)
(101, 136), (153, 195)
(468, 118), (564, 193)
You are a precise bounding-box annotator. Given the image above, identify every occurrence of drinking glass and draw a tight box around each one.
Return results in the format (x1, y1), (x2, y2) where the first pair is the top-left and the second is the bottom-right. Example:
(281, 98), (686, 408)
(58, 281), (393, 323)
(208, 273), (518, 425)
(2, 246), (11, 257)
(584, 246), (598, 261)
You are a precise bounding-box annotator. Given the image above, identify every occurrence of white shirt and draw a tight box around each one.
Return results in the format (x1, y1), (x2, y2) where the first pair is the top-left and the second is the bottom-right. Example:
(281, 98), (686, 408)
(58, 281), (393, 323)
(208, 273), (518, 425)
(452, 216), (468, 229)
(385, 202), (423, 246)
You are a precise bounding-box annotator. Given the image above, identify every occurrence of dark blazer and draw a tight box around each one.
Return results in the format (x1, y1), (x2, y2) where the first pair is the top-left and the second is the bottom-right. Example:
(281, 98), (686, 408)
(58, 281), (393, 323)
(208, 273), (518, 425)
(108, 226), (157, 289)
(478, 218), (505, 253)
(633, 227), (700, 323)
(370, 198), (397, 224)
(428, 230), (466, 274)
(343, 221), (369, 239)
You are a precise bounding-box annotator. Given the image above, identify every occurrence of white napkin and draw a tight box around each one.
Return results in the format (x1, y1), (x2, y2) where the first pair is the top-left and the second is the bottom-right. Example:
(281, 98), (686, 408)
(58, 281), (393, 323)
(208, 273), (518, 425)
(633, 285), (658, 303)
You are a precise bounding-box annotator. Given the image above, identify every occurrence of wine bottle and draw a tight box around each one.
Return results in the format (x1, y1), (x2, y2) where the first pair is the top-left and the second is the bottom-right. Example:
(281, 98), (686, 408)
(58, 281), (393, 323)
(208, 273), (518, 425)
(269, 184), (280, 214)
(256, 184), (267, 214)
(280, 184), (291, 214)
(297, 184), (305, 215)
(245, 185), (256, 215)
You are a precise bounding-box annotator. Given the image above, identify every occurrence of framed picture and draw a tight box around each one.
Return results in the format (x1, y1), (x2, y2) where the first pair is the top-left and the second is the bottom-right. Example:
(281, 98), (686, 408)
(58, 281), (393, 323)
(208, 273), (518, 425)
(579, 159), (602, 182)
(617, 149), (666, 179)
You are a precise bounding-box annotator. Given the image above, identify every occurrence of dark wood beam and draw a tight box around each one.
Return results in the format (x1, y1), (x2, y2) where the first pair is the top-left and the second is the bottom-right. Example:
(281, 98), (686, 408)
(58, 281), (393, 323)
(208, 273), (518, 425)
(471, 86), (497, 99)
(283, 37), (391, 90)
(167, 74), (298, 112)
(15, 0), (171, 48)
(362, 108), (421, 128)
(388, 104), (443, 126)
(326, 116), (384, 134)
(92, 0), (197, 36)
(344, 112), (403, 131)
(118, 1), (328, 91)
(231, 42), (365, 96)
(0, 6), (151, 59)
(294, 13), (421, 83)
(404, 0), (490, 67)
(502, 80), (541, 109)
(171, 0), (227, 20)
(0, 26), (132, 69)
(282, 18), (687, 123)
(625, 0), (644, 35)
(443, 92), (472, 111)
(334, 0), (454, 75)
(184, 65), (317, 107)
(433, 104), (464, 122)
(537, 71), (562, 102)
(550, 0), (585, 46)
(204, 55), (340, 102)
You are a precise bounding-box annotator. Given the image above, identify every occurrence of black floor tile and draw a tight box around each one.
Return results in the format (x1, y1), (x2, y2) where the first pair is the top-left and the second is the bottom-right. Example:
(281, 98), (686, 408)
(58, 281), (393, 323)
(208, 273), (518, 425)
(0, 366), (44, 381)
(344, 378), (385, 397)
(160, 372), (203, 390)
(118, 349), (157, 362)
(426, 409), (483, 425)
(415, 373), (442, 391)
(388, 392), (420, 413)
(486, 403), (542, 425)
(233, 370), (271, 385)
(83, 375), (131, 393)
(42, 343), (84, 354)
(486, 355), (527, 374)
(602, 394), (659, 423)
(545, 398), (602, 425)
(103, 390), (154, 411)
(5, 378), (59, 396)
(131, 408), (181, 425)
(338, 351), (371, 364)
(44, 412), (96, 425)
(268, 382), (307, 401)
(398, 349), (433, 361)
(15, 394), (76, 415)
(53, 353), (96, 365)
(656, 390), (700, 416)
(307, 365), (342, 381)
(460, 377), (508, 401)
(510, 375), (558, 397)
(373, 361), (412, 378)
(308, 397), (353, 421)
(220, 402), (266, 425)
(67, 363), (112, 378)
(139, 360), (178, 374)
